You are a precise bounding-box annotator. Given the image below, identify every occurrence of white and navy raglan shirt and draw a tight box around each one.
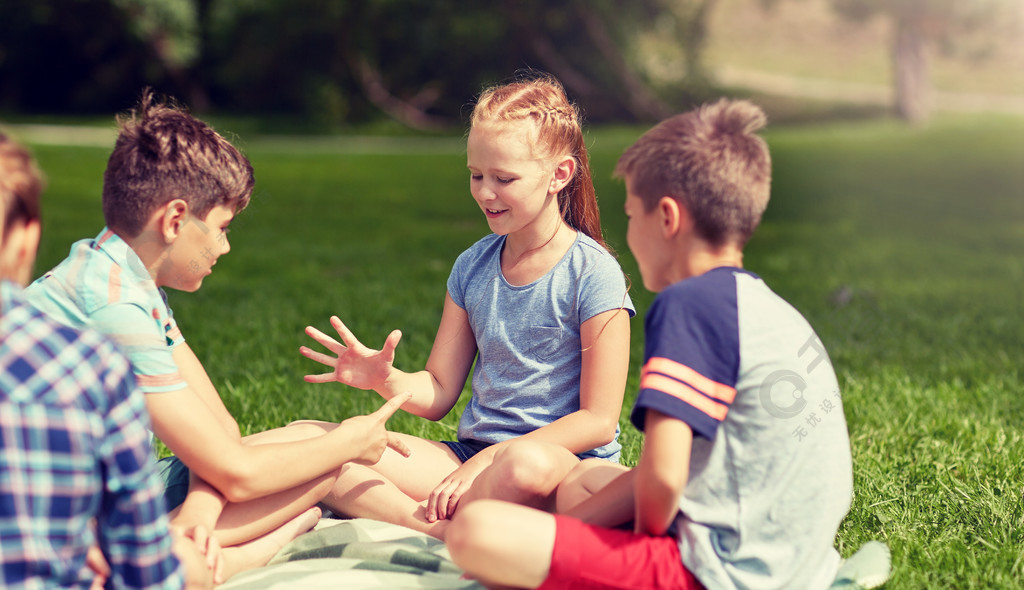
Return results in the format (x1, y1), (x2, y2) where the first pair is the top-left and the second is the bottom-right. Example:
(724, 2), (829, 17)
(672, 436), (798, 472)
(631, 267), (853, 590)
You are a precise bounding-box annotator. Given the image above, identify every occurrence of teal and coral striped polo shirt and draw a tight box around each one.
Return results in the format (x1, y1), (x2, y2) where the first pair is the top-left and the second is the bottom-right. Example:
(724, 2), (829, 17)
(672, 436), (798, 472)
(25, 228), (187, 394)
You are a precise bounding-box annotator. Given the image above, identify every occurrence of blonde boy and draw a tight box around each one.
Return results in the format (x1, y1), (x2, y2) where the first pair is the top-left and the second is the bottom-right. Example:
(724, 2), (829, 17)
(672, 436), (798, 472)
(24, 92), (409, 578)
(447, 100), (855, 589)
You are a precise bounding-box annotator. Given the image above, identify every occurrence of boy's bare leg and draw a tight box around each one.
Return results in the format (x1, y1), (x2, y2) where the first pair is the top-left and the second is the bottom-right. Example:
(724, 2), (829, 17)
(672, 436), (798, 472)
(173, 421), (342, 548)
(218, 506), (323, 581)
(447, 500), (556, 589)
(211, 471), (337, 546)
(173, 422), (343, 546)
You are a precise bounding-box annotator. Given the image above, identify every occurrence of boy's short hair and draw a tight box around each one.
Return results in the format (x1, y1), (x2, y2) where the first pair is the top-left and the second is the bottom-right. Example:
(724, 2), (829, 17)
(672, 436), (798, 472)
(615, 99), (771, 247)
(0, 133), (44, 241)
(103, 90), (254, 237)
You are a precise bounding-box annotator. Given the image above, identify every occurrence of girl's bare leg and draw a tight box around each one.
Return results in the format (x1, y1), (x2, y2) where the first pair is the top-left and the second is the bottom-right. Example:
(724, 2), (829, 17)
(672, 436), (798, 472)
(293, 423), (459, 538)
(555, 458), (631, 513)
(459, 440), (581, 512)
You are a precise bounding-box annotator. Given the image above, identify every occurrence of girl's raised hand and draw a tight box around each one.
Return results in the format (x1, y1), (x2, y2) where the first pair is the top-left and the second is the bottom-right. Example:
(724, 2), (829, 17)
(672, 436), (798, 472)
(301, 316), (402, 391)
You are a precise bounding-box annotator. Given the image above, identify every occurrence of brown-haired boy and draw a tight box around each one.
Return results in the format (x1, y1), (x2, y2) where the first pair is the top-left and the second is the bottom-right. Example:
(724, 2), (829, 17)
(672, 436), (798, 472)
(24, 92), (410, 580)
(0, 131), (220, 588)
(447, 100), (888, 589)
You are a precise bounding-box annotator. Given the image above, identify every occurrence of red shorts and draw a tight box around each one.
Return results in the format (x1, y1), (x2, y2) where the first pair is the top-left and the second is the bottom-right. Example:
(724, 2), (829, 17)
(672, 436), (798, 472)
(537, 515), (704, 590)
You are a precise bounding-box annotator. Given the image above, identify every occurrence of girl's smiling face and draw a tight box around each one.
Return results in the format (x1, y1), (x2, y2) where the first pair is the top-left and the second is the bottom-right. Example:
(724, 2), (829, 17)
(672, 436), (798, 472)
(467, 120), (563, 240)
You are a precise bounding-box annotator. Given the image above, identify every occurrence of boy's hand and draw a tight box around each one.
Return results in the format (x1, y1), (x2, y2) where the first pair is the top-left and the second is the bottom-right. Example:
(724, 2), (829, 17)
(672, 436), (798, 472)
(340, 392), (413, 465)
(301, 316), (401, 391)
(170, 525), (219, 589)
(86, 543), (110, 590)
(173, 524), (225, 585)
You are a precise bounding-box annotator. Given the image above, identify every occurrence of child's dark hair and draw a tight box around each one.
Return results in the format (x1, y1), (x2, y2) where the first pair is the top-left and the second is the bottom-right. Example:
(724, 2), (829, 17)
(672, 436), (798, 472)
(103, 89), (254, 237)
(471, 73), (609, 251)
(0, 133), (44, 240)
(615, 99), (772, 247)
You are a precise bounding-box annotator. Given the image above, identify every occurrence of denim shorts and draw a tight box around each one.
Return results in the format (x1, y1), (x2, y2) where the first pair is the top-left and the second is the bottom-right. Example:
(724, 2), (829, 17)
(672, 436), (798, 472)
(441, 439), (492, 463)
(156, 455), (190, 512)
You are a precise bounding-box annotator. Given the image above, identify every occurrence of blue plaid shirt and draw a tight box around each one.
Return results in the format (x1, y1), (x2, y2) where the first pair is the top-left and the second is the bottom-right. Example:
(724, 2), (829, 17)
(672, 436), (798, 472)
(0, 280), (183, 589)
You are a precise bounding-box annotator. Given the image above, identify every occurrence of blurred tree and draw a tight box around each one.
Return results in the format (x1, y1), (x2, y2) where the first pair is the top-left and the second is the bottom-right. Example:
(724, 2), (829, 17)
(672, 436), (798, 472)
(112, 0), (209, 110)
(0, 0), (713, 126)
(663, 0), (719, 89)
(210, 0), (678, 127)
(0, 0), (159, 113)
(765, 0), (1021, 123)
(494, 0), (672, 121)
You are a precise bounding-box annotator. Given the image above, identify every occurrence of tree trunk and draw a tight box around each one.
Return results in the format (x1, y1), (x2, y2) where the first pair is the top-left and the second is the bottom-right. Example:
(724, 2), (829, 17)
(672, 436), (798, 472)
(682, 0), (718, 86)
(573, 1), (671, 121)
(349, 55), (448, 132)
(892, 15), (931, 124)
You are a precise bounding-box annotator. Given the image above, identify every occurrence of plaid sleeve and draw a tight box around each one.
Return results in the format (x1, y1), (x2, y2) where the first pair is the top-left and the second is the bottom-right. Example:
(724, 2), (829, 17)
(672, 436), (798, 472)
(95, 348), (184, 589)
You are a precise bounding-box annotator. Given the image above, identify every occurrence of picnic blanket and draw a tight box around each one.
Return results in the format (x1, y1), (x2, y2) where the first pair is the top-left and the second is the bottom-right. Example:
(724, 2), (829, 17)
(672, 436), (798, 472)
(219, 517), (890, 590)
(219, 518), (484, 590)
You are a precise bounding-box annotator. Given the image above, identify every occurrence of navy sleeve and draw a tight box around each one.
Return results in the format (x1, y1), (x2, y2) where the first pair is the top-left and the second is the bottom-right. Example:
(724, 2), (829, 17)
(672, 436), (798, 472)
(630, 269), (741, 439)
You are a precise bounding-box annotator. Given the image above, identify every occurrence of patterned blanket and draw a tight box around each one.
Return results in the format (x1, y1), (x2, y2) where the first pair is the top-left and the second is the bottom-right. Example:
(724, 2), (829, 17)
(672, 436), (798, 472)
(219, 517), (890, 589)
(219, 518), (484, 590)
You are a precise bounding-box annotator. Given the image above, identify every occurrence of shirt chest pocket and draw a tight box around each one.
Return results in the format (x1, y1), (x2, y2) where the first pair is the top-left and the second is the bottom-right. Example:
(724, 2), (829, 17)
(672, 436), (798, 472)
(527, 326), (564, 362)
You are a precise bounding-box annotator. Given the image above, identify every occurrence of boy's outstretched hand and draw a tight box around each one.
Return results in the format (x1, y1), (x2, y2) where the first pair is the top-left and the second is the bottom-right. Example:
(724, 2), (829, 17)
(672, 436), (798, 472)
(301, 316), (401, 391)
(340, 392), (413, 465)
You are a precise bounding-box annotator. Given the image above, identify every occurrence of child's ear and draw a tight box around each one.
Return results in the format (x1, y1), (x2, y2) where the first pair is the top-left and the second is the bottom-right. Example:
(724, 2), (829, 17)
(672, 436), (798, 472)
(159, 199), (190, 243)
(0, 219), (41, 286)
(657, 196), (692, 238)
(549, 156), (576, 194)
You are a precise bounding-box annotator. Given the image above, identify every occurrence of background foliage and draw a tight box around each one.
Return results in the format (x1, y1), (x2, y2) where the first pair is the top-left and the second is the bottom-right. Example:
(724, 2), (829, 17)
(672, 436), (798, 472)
(2, 0), (1021, 125)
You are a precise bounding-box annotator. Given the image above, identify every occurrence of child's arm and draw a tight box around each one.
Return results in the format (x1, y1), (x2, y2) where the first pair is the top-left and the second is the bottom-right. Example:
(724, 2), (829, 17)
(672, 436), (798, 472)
(147, 388), (411, 503)
(173, 344), (242, 441)
(634, 409), (692, 536)
(527, 307), (631, 450)
(302, 293), (478, 420)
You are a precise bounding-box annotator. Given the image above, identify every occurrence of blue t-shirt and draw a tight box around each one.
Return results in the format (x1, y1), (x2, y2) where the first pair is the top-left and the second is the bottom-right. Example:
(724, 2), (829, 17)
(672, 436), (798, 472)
(447, 232), (634, 461)
(632, 267), (852, 590)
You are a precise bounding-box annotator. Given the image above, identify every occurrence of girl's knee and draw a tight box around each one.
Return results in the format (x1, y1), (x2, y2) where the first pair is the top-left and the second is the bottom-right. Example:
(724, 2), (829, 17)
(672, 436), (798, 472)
(494, 441), (577, 496)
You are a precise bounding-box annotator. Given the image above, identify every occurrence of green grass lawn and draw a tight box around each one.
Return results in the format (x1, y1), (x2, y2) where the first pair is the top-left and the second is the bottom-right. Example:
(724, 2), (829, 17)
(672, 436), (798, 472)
(23, 112), (1024, 588)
